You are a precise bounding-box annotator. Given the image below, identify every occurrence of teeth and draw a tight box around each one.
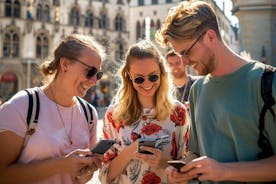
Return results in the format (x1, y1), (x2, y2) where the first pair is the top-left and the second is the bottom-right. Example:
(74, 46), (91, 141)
(143, 86), (153, 90)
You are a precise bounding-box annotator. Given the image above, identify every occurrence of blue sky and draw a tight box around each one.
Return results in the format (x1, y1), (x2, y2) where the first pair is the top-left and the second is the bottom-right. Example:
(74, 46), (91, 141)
(214, 0), (239, 26)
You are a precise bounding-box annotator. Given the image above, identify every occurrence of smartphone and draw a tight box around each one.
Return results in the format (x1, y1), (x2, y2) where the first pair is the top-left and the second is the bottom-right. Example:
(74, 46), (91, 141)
(138, 137), (156, 155)
(91, 140), (116, 154)
(167, 160), (186, 172)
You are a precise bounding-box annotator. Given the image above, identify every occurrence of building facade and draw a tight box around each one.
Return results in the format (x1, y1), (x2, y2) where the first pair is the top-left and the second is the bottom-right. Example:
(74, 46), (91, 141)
(232, 0), (276, 66)
(0, 0), (129, 103)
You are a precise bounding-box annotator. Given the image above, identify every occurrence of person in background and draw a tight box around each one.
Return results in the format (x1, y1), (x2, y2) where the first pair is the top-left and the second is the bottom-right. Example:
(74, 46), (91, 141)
(98, 40), (190, 184)
(0, 34), (105, 184)
(166, 50), (199, 108)
(156, 0), (276, 183)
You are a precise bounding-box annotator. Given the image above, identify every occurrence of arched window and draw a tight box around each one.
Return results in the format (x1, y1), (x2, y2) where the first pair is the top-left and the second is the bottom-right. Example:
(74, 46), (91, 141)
(150, 19), (155, 39)
(3, 31), (19, 57)
(115, 15), (124, 31)
(36, 33), (49, 59)
(69, 7), (80, 26)
(5, 0), (21, 18)
(115, 42), (125, 61)
(156, 19), (161, 30)
(44, 5), (50, 22)
(136, 21), (141, 41)
(36, 4), (43, 21)
(85, 11), (94, 27)
(99, 12), (108, 29)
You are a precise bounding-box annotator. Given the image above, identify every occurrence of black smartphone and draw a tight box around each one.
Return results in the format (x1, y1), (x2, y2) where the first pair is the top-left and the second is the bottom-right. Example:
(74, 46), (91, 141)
(138, 137), (156, 155)
(167, 160), (186, 172)
(91, 140), (116, 154)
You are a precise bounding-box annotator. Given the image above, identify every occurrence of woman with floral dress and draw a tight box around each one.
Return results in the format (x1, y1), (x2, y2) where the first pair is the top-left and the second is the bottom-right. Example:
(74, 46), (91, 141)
(98, 40), (190, 184)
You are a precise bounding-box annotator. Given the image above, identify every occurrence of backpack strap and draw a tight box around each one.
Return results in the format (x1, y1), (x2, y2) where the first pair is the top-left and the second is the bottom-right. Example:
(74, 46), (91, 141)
(258, 65), (275, 159)
(22, 88), (40, 149)
(76, 97), (94, 131)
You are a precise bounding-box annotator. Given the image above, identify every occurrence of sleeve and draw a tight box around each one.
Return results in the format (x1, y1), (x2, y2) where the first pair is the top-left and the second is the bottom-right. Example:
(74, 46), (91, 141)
(98, 107), (123, 184)
(0, 91), (28, 137)
(173, 102), (190, 159)
(188, 80), (200, 155)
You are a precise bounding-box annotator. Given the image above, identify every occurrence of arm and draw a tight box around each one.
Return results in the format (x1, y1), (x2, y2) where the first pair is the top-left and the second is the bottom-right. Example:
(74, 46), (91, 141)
(0, 131), (97, 184)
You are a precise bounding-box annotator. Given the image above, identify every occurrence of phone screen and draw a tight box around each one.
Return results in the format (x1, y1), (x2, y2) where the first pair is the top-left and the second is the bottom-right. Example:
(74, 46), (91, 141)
(91, 140), (116, 154)
(167, 160), (186, 172)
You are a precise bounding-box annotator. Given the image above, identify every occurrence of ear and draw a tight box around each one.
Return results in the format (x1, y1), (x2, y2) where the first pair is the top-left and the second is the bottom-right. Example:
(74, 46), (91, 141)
(204, 29), (219, 44)
(60, 57), (70, 72)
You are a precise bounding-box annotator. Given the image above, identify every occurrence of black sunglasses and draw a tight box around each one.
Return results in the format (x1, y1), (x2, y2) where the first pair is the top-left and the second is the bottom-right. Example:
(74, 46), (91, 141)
(73, 58), (103, 80)
(134, 74), (159, 84)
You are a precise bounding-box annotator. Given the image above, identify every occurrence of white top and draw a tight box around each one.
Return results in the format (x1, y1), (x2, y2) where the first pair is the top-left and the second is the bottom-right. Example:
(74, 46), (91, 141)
(0, 87), (98, 184)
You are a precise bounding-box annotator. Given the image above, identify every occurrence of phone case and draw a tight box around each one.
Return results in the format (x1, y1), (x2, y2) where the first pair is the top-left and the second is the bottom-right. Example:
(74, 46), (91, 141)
(167, 160), (186, 172)
(91, 140), (116, 154)
(138, 138), (156, 155)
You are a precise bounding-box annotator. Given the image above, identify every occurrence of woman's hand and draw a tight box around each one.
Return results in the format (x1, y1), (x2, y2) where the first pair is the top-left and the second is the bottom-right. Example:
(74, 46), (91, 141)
(134, 146), (163, 169)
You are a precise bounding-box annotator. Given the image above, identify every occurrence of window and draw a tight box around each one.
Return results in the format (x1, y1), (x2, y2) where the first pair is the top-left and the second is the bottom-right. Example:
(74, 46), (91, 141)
(44, 5), (50, 22)
(5, 0), (21, 18)
(138, 0), (144, 6)
(36, 4), (43, 21)
(115, 15), (124, 31)
(152, 0), (158, 5)
(36, 33), (49, 59)
(117, 0), (124, 4)
(99, 13), (108, 29)
(115, 42), (124, 61)
(85, 11), (94, 27)
(3, 31), (19, 57)
(136, 21), (141, 40)
(166, 0), (172, 3)
(69, 7), (80, 26)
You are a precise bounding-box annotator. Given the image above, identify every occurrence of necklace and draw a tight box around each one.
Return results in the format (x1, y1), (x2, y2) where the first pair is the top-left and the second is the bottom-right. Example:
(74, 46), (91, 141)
(49, 86), (73, 145)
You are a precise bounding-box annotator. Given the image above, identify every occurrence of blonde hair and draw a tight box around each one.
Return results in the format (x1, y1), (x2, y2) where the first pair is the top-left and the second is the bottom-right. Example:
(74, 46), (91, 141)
(112, 40), (175, 126)
(39, 34), (106, 84)
(155, 0), (220, 47)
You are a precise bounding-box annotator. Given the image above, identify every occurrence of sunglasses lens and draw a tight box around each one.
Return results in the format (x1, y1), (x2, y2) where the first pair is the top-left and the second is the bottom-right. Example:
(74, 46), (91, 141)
(86, 67), (97, 78)
(134, 77), (145, 84)
(96, 72), (103, 80)
(148, 75), (159, 82)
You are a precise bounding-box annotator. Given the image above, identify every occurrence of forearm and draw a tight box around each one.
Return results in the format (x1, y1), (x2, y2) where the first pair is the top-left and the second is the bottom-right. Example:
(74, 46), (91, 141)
(0, 158), (63, 184)
(107, 146), (134, 182)
(224, 155), (276, 182)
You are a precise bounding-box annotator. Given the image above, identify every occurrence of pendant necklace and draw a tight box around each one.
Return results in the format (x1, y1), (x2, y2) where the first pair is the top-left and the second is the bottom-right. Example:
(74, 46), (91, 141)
(50, 86), (73, 145)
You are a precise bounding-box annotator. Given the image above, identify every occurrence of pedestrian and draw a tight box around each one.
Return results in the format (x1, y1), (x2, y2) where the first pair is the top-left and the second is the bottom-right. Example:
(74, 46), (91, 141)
(98, 40), (190, 183)
(166, 50), (199, 108)
(156, 1), (276, 183)
(0, 34), (106, 184)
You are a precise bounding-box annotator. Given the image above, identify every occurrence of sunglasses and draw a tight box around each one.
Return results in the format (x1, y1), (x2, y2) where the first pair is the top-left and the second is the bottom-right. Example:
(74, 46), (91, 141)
(73, 58), (103, 80)
(133, 74), (159, 84)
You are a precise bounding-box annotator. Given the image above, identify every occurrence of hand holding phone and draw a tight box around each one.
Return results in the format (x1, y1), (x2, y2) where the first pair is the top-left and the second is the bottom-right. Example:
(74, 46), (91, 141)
(138, 137), (156, 155)
(91, 140), (116, 154)
(167, 160), (186, 172)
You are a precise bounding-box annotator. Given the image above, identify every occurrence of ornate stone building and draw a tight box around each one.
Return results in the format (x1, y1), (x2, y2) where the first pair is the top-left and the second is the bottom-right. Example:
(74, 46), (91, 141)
(0, 0), (129, 102)
(232, 0), (276, 66)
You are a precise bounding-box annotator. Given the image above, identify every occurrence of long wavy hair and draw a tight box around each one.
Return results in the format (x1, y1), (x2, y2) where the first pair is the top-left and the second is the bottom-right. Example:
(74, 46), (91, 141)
(112, 40), (175, 126)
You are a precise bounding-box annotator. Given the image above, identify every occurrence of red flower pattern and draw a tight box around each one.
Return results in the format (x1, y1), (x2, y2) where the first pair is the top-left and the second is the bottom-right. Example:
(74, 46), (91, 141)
(106, 111), (123, 133)
(170, 105), (186, 126)
(141, 123), (162, 136)
(141, 171), (161, 184)
(131, 132), (141, 141)
(103, 152), (117, 164)
(170, 132), (177, 159)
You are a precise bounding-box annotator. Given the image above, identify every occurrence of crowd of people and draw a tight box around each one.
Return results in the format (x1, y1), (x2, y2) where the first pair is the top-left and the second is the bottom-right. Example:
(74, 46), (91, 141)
(0, 1), (275, 184)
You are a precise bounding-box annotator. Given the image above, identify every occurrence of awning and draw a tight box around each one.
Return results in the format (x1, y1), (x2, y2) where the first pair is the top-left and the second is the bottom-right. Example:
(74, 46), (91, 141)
(0, 72), (17, 82)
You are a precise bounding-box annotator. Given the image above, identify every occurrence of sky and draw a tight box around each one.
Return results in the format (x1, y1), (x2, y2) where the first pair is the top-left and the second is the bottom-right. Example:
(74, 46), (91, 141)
(214, 0), (239, 26)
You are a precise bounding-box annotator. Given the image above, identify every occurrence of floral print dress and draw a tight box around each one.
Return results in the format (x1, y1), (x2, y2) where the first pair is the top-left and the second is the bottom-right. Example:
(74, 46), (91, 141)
(98, 101), (190, 184)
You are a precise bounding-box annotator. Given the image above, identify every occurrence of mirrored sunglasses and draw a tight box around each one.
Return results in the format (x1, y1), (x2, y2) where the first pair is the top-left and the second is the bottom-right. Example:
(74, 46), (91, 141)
(73, 58), (103, 80)
(134, 74), (159, 84)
